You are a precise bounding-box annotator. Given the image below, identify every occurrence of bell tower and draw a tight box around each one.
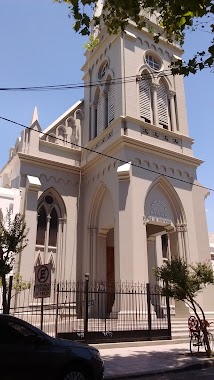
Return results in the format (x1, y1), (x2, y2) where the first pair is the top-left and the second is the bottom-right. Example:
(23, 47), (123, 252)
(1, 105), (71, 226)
(80, 6), (210, 316)
(81, 8), (192, 160)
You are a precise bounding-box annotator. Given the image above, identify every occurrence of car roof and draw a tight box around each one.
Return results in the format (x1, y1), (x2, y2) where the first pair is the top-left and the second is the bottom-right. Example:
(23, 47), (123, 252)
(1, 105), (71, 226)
(0, 314), (16, 320)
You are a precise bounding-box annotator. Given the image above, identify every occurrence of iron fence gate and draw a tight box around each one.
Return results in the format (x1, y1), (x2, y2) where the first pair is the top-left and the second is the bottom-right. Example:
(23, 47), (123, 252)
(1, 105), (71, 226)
(56, 278), (171, 343)
(8, 278), (171, 344)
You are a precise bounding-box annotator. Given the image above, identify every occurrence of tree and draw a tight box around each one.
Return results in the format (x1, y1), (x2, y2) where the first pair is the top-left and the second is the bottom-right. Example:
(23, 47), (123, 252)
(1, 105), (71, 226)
(54, 0), (214, 75)
(0, 213), (28, 313)
(156, 258), (214, 356)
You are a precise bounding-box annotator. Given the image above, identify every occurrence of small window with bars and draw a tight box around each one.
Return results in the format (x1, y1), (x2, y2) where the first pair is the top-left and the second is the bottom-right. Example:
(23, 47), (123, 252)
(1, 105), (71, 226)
(145, 54), (161, 71)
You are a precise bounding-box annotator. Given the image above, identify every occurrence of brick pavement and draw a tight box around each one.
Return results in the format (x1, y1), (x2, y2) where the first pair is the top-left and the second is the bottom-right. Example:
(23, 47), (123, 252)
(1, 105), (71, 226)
(96, 342), (214, 379)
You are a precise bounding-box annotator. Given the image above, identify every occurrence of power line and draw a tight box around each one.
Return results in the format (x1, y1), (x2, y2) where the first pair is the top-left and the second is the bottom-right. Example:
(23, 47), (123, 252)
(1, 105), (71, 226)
(0, 115), (213, 194)
(0, 65), (212, 93)
(0, 70), (175, 92)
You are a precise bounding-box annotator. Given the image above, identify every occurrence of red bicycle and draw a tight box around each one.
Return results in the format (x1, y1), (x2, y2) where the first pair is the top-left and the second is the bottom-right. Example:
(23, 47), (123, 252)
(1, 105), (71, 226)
(188, 315), (214, 354)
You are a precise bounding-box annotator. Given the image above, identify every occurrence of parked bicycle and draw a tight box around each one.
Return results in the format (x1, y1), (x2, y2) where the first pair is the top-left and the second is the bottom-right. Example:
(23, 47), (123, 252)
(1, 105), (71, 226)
(188, 315), (214, 354)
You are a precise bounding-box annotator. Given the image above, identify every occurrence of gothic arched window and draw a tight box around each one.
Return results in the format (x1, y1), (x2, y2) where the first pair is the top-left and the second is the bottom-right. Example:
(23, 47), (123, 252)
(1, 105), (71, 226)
(49, 207), (58, 247)
(36, 196), (59, 249)
(35, 190), (66, 277)
(36, 206), (46, 246)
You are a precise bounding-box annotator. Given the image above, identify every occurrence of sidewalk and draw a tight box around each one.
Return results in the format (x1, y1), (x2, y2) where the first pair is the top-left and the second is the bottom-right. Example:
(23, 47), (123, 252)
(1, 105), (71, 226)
(95, 341), (214, 379)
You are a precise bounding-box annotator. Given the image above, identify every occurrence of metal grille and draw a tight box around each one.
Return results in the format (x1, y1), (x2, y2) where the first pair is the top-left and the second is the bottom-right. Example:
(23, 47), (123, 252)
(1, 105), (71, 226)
(8, 281), (57, 336)
(56, 281), (171, 343)
(8, 280), (171, 344)
(108, 83), (114, 124)
(157, 81), (169, 127)
(97, 93), (103, 135)
(139, 79), (152, 122)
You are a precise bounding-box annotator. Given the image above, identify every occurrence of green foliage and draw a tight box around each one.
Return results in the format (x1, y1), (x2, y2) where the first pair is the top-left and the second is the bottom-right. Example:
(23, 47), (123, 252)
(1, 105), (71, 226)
(83, 35), (100, 51)
(12, 273), (31, 292)
(0, 213), (28, 276)
(54, 0), (214, 75)
(0, 273), (31, 292)
(156, 258), (214, 301)
(156, 258), (214, 356)
(0, 212), (28, 313)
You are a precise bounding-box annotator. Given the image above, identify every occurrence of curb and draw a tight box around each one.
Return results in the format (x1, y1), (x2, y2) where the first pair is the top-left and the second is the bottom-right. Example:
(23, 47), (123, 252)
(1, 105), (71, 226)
(104, 359), (214, 379)
(93, 338), (188, 350)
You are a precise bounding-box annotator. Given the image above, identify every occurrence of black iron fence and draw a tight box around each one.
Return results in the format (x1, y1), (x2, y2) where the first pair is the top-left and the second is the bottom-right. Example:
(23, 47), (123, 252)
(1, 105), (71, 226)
(7, 280), (57, 336)
(7, 278), (171, 344)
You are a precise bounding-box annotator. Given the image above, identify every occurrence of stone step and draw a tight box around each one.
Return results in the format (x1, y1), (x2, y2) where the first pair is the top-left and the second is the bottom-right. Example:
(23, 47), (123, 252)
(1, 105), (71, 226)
(171, 318), (214, 340)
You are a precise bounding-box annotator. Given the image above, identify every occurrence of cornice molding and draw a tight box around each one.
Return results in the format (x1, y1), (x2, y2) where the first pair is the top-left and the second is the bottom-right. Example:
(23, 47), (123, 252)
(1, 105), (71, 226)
(81, 134), (203, 176)
(18, 153), (81, 175)
(40, 139), (81, 155)
(123, 115), (194, 144)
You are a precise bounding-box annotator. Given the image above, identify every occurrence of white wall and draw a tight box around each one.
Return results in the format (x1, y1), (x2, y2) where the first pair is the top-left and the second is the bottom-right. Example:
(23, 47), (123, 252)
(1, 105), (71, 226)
(209, 233), (214, 270)
(0, 187), (21, 219)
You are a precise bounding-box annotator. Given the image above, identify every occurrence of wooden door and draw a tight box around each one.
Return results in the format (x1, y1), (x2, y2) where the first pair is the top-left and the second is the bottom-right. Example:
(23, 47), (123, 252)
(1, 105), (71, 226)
(106, 246), (115, 315)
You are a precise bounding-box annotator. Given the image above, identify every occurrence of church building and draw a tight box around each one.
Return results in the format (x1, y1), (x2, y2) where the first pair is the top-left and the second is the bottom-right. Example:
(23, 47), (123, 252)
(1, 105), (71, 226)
(0, 3), (212, 316)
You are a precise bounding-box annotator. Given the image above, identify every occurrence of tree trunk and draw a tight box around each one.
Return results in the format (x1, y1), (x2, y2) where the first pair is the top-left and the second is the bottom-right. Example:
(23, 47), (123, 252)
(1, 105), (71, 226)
(194, 298), (211, 356)
(0, 246), (8, 313)
(1, 273), (8, 314)
(189, 295), (211, 356)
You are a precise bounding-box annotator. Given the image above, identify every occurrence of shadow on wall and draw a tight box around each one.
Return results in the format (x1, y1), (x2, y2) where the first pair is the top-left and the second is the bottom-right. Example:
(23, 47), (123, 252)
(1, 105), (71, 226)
(119, 181), (130, 211)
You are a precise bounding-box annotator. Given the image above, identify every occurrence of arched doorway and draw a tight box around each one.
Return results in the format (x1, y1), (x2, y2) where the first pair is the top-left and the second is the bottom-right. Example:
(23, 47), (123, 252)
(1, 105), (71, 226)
(144, 177), (189, 316)
(88, 185), (115, 315)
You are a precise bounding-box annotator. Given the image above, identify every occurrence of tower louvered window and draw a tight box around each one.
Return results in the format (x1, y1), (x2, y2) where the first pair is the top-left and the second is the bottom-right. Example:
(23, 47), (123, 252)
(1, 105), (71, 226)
(108, 83), (114, 124)
(97, 93), (103, 135)
(157, 82), (169, 128)
(139, 79), (152, 123)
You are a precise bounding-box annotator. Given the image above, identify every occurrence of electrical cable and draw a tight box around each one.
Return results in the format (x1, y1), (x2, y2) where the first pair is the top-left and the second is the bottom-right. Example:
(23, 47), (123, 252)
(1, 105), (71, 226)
(0, 115), (213, 194)
(0, 70), (176, 92)
(0, 66), (211, 93)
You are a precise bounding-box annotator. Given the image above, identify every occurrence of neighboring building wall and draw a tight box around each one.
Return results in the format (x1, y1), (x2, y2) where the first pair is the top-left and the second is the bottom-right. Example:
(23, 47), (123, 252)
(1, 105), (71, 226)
(0, 187), (21, 219)
(209, 233), (214, 270)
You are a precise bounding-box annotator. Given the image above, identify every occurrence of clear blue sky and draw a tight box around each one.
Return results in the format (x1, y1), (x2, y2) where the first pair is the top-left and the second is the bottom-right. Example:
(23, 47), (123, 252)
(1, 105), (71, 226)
(0, 0), (213, 231)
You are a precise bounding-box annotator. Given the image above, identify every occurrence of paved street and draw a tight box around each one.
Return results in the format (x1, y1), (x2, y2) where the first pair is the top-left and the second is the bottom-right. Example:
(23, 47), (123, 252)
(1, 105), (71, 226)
(124, 367), (214, 379)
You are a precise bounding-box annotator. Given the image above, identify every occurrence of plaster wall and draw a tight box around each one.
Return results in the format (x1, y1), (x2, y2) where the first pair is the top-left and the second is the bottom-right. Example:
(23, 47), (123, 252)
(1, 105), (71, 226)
(0, 187), (21, 218)
(17, 160), (80, 282)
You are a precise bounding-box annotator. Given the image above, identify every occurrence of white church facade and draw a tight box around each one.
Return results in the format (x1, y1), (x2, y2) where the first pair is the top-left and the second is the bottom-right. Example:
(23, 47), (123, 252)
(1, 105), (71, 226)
(0, 5), (212, 317)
